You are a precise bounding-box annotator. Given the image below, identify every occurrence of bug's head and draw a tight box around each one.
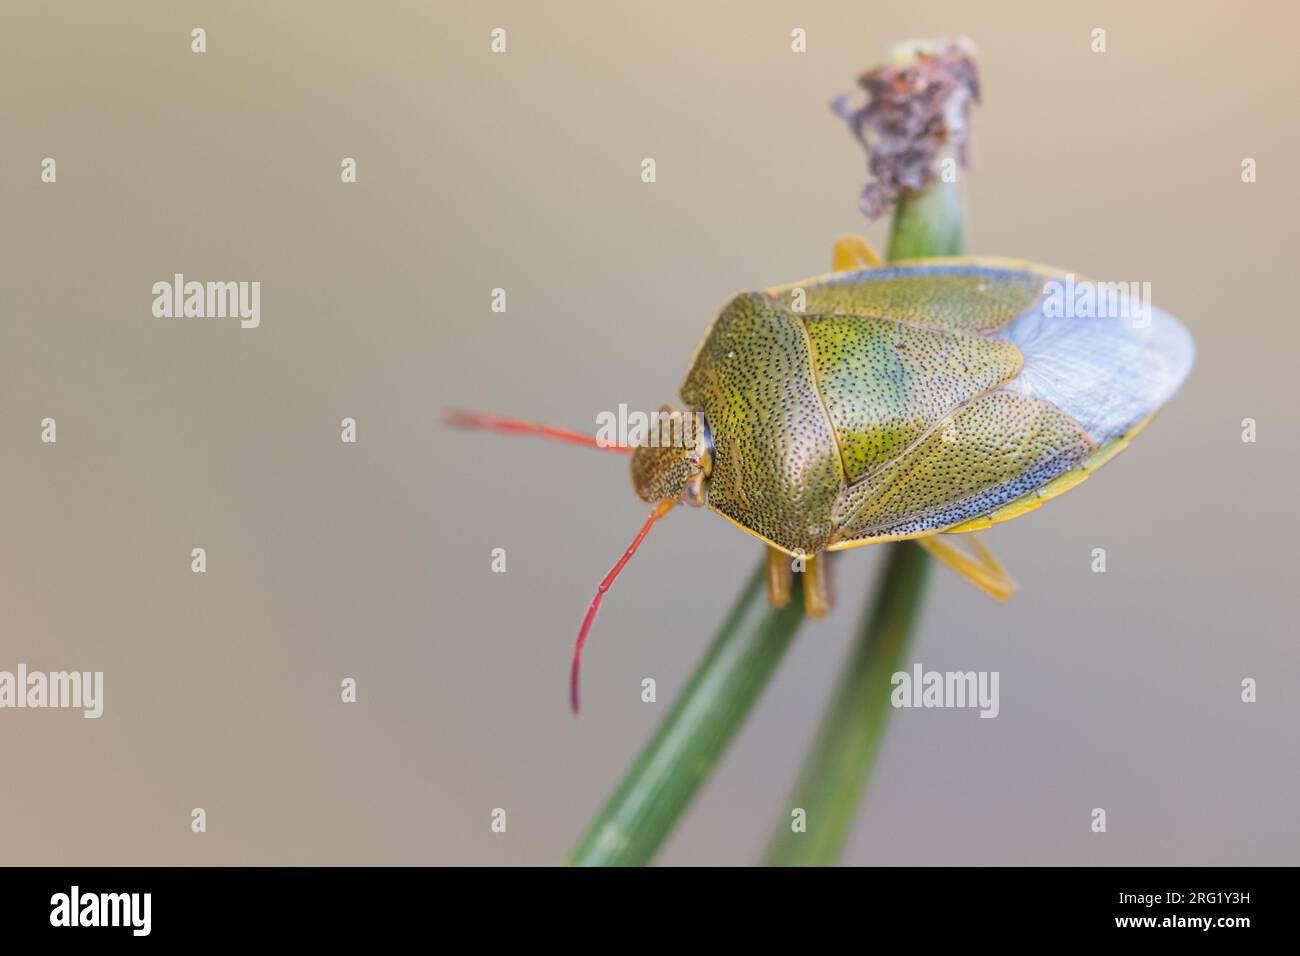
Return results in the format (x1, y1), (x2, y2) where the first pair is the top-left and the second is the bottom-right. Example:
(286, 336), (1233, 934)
(630, 406), (713, 507)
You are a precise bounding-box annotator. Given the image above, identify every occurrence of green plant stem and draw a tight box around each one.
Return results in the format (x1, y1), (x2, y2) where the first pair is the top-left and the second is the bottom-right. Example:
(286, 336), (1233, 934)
(568, 563), (804, 866)
(762, 174), (961, 866)
(886, 177), (965, 260)
(761, 541), (930, 864)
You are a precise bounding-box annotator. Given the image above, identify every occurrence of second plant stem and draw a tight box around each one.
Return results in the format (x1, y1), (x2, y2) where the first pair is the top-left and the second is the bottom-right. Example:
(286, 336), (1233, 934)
(762, 171), (962, 865)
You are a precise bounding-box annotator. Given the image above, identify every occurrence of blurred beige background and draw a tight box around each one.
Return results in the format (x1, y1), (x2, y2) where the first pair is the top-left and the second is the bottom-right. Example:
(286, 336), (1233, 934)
(2, 1), (1296, 865)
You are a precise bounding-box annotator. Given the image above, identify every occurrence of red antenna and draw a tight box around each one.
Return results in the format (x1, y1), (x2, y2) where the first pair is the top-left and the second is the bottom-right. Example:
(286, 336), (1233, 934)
(445, 409), (634, 454)
(571, 499), (676, 714)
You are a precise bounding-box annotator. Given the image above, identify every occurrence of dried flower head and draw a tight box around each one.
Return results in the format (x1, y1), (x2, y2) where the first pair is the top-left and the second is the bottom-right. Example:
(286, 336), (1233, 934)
(833, 38), (980, 221)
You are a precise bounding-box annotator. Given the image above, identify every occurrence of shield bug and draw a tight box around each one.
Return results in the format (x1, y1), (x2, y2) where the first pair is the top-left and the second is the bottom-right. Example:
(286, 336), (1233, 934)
(451, 236), (1194, 712)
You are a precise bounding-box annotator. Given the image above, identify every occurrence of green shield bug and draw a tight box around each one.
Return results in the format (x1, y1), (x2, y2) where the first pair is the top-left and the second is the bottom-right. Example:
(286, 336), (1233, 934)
(451, 235), (1194, 712)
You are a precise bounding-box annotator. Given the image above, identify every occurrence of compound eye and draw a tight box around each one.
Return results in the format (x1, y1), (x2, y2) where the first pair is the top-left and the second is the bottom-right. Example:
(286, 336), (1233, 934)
(688, 412), (714, 478)
(680, 473), (706, 508)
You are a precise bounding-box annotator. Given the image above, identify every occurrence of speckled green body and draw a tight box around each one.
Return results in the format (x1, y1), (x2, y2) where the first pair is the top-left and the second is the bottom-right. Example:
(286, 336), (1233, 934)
(677, 258), (1194, 556)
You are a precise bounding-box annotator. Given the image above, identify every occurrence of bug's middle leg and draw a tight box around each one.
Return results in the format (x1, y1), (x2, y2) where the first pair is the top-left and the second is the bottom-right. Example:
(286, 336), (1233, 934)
(916, 533), (1016, 602)
(832, 234), (884, 271)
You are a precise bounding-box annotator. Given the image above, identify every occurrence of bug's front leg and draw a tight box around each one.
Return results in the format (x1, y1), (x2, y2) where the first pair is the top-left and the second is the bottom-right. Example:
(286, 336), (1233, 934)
(764, 545), (793, 608)
(765, 547), (835, 617)
(832, 234), (884, 271)
(802, 552), (835, 619)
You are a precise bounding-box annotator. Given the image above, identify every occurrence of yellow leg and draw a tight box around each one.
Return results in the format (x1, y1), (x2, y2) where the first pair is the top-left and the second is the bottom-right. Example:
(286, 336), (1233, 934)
(916, 534), (1016, 602)
(765, 545), (792, 609)
(802, 553), (835, 619)
(832, 234), (884, 271)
